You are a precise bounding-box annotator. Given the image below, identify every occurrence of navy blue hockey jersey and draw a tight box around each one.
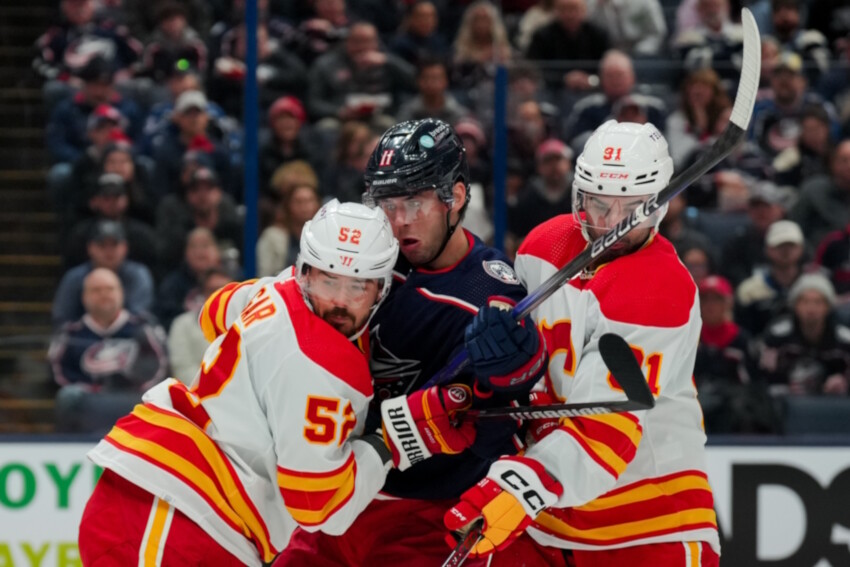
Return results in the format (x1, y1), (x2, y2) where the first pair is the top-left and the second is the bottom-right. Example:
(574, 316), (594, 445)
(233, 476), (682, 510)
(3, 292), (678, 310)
(368, 230), (528, 499)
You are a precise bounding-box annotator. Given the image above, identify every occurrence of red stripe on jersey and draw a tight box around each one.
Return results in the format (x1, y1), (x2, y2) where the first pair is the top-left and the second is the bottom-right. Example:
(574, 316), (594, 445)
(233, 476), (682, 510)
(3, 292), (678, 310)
(517, 215), (586, 270)
(277, 454), (357, 526)
(275, 279), (373, 398)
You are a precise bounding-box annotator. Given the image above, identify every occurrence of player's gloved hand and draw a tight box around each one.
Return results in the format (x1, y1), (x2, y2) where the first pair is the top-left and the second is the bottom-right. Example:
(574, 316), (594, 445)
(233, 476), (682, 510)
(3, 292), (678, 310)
(443, 456), (563, 557)
(465, 297), (547, 393)
(527, 390), (560, 443)
(381, 384), (476, 471)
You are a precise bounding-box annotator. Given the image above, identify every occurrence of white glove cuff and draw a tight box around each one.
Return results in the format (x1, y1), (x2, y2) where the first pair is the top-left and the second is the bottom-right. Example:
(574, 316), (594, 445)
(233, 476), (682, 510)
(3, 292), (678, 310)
(489, 459), (560, 518)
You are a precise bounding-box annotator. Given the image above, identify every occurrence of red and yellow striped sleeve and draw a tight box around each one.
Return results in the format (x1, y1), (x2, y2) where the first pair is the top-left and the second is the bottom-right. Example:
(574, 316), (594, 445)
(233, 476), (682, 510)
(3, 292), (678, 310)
(534, 470), (717, 546)
(277, 454), (357, 527)
(199, 279), (258, 342)
(557, 412), (642, 480)
(103, 404), (279, 562)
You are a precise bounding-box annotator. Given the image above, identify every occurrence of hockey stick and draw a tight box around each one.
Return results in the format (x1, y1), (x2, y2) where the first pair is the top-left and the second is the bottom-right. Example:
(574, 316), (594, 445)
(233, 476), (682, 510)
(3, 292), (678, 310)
(469, 333), (652, 420)
(441, 519), (484, 567)
(423, 8), (761, 390)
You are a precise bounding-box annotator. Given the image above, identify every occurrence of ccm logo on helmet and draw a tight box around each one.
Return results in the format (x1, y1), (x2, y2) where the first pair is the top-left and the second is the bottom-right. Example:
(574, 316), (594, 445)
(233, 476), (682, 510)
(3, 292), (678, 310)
(598, 172), (629, 179)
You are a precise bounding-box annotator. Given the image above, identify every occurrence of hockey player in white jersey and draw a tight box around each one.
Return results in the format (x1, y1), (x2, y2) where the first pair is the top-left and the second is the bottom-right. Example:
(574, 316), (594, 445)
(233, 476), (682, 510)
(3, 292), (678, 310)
(78, 201), (476, 566)
(446, 121), (721, 566)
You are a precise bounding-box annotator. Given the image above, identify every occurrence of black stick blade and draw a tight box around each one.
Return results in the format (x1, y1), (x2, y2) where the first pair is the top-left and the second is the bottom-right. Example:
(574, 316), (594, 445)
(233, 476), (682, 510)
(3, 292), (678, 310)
(598, 333), (655, 409)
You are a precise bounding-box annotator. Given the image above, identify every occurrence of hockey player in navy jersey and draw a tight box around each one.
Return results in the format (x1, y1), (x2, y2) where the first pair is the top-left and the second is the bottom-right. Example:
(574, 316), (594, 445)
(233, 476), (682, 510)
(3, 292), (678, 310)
(274, 119), (556, 565)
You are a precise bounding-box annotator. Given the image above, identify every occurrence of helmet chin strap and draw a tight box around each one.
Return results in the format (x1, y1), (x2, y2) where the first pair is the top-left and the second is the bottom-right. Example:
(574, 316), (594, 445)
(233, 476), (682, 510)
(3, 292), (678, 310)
(419, 204), (460, 269)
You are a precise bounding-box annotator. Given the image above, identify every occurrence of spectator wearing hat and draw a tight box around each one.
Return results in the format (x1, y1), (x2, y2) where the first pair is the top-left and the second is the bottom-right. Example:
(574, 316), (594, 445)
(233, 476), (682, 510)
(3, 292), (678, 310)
(563, 50), (666, 151)
(138, 2), (207, 82)
(790, 140), (850, 247)
(46, 56), (143, 166)
(455, 118), (492, 191)
(750, 51), (839, 158)
(756, 272), (850, 397)
(259, 96), (323, 194)
(396, 58), (470, 125)
(508, 138), (573, 239)
(99, 140), (157, 224)
(52, 220), (155, 328)
(151, 90), (234, 198)
(154, 167), (243, 276)
(773, 104), (834, 189)
(48, 267), (168, 434)
(736, 219), (807, 335)
(389, 1), (448, 66)
(720, 180), (791, 286)
(65, 173), (158, 270)
(167, 267), (234, 386)
(694, 275), (773, 433)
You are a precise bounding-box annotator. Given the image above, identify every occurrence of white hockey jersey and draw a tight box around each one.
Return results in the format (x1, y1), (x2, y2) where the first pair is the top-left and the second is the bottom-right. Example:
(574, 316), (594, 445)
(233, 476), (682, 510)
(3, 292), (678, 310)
(87, 278), (389, 566)
(515, 216), (719, 553)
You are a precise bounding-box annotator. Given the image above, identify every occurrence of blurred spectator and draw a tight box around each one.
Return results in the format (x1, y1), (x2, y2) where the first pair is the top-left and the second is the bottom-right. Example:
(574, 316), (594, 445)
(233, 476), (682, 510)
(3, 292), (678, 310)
(65, 173), (158, 270)
(451, 1), (513, 91)
(526, 0), (610, 91)
(757, 272), (850, 397)
(815, 222), (850, 324)
(167, 267), (234, 385)
(389, 0), (448, 66)
(52, 220), (155, 327)
(693, 275), (772, 433)
(49, 268), (168, 434)
(212, 23), (308, 116)
(508, 138), (572, 240)
(586, 0), (667, 56)
(681, 243), (716, 284)
(99, 140), (157, 224)
(758, 36), (782, 96)
(770, 0), (831, 83)
(259, 96), (323, 194)
(516, 0), (556, 53)
(673, 0), (744, 81)
(138, 2), (207, 81)
(773, 104), (834, 189)
(750, 51), (839, 158)
(123, 0), (212, 42)
(665, 68), (731, 170)
(150, 90), (234, 198)
(154, 167), (243, 275)
(284, 0), (351, 65)
(807, 0), (850, 52)
(50, 267), (167, 391)
(34, 0), (142, 85)
(507, 100), (551, 177)
(322, 121), (380, 202)
(720, 180), (790, 286)
(736, 219), (806, 335)
(455, 118), (492, 192)
(563, 50), (666, 150)
(155, 227), (224, 331)
(307, 22), (416, 124)
(659, 194), (716, 260)
(46, 57), (143, 165)
(397, 58), (470, 124)
(257, 183), (321, 277)
(790, 139), (850, 246)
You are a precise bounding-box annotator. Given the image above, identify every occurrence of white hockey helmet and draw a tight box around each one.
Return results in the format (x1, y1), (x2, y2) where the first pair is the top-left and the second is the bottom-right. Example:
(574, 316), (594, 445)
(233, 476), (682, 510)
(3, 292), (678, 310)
(572, 120), (674, 241)
(297, 199), (399, 336)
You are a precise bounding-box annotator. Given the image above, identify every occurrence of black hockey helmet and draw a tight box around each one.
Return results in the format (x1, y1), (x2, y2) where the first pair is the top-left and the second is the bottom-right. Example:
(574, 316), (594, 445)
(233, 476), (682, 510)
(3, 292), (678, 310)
(362, 118), (470, 210)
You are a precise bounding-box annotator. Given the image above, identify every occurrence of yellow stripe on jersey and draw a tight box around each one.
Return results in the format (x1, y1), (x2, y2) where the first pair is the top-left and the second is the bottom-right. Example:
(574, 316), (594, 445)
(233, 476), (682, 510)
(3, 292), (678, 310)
(142, 497), (170, 566)
(578, 474), (712, 512)
(534, 508), (718, 542)
(688, 541), (701, 567)
(199, 280), (257, 342)
(111, 405), (275, 561)
(558, 419), (629, 477)
(277, 457), (357, 526)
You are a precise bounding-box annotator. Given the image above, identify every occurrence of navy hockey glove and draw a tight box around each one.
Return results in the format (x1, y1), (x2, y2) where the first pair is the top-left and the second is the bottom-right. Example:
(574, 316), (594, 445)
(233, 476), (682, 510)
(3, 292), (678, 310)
(465, 297), (547, 393)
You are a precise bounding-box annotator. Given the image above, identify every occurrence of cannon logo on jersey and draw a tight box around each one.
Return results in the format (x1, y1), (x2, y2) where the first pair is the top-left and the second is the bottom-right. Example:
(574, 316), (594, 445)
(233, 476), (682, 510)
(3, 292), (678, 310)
(483, 260), (520, 285)
(369, 325), (422, 399)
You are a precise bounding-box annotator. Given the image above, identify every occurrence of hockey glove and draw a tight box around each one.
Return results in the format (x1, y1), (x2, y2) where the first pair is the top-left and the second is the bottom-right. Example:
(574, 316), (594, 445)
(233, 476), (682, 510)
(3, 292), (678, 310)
(381, 384), (476, 471)
(444, 456), (563, 557)
(465, 297), (547, 393)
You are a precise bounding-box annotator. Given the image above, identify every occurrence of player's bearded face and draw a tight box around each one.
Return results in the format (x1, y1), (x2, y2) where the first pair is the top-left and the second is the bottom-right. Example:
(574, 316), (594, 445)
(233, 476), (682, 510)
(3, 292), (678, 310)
(376, 190), (448, 266)
(580, 193), (654, 257)
(303, 270), (381, 335)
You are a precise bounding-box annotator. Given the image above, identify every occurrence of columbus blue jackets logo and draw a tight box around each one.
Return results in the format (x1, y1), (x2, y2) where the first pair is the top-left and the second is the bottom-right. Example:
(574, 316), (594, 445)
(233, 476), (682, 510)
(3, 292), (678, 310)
(81, 339), (139, 376)
(482, 260), (519, 285)
(370, 325), (422, 399)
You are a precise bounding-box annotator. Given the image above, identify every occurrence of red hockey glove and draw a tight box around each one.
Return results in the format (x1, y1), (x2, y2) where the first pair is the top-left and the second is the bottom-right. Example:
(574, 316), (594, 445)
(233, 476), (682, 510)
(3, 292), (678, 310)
(527, 390), (560, 443)
(381, 384), (476, 471)
(444, 456), (563, 557)
(465, 297), (548, 393)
